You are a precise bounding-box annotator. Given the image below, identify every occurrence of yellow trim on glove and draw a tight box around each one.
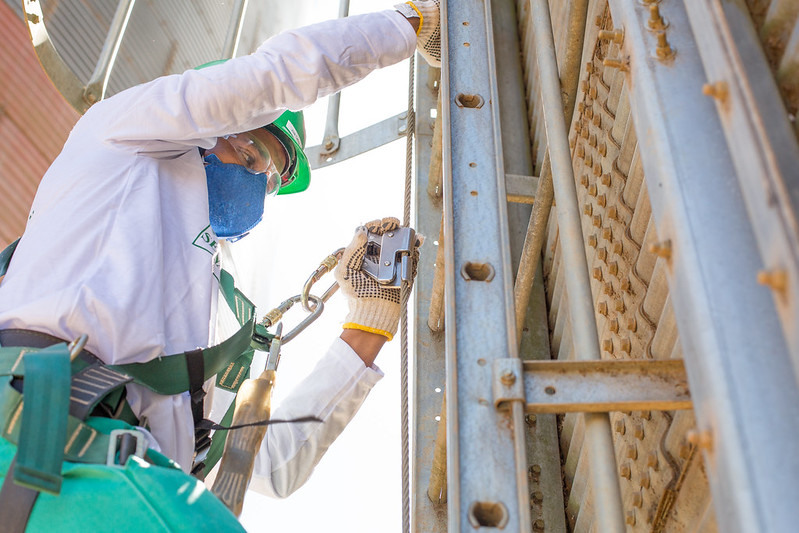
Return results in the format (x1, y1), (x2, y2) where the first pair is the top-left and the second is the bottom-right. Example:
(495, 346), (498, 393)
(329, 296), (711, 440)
(343, 322), (394, 342)
(406, 1), (423, 35)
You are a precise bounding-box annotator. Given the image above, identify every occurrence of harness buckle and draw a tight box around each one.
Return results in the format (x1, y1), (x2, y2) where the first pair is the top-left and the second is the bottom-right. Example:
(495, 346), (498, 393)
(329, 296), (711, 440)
(106, 429), (146, 467)
(362, 227), (416, 287)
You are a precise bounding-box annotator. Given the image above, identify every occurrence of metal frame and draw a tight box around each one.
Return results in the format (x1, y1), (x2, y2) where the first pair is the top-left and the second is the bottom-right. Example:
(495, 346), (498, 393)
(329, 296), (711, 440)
(607, 1), (799, 531)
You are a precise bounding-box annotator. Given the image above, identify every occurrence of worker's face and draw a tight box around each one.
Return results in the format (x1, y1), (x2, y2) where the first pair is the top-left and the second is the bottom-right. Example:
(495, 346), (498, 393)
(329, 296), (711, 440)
(206, 128), (289, 195)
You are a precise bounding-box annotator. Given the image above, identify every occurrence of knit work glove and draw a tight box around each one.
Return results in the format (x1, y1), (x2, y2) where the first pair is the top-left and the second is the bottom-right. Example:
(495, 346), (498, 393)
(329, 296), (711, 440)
(335, 217), (422, 341)
(395, 0), (441, 67)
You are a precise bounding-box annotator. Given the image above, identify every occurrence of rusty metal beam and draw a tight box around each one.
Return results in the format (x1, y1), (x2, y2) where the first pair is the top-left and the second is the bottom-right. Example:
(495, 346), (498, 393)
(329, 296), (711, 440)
(494, 359), (691, 413)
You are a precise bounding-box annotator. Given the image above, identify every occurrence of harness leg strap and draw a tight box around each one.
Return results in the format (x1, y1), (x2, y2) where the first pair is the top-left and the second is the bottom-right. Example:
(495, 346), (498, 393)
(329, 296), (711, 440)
(0, 458), (39, 533)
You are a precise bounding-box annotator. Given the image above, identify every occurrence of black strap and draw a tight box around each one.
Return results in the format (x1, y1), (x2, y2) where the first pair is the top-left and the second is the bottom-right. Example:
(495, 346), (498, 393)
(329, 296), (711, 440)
(0, 458), (38, 533)
(185, 349), (212, 463)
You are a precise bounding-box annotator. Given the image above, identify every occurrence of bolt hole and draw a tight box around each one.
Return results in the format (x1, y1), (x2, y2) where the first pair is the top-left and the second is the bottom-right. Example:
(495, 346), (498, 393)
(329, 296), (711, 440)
(456, 93), (484, 109)
(469, 162), (477, 168)
(435, 416), (441, 421)
(434, 387), (442, 393)
(477, 358), (487, 366)
(461, 262), (495, 282)
(468, 501), (509, 529)
(470, 190), (478, 196)
(545, 386), (556, 395)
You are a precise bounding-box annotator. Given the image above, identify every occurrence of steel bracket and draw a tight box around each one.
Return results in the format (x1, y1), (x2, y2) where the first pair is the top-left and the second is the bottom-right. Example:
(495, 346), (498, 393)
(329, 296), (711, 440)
(492, 358), (525, 408)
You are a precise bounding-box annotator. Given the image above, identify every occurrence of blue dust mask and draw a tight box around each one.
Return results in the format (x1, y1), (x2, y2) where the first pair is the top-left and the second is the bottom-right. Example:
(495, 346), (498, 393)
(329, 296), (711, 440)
(204, 153), (268, 241)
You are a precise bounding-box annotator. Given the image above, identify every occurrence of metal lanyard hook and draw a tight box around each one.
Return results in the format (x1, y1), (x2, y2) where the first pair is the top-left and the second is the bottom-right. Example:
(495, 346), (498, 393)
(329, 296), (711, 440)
(362, 227), (416, 287)
(300, 248), (344, 312)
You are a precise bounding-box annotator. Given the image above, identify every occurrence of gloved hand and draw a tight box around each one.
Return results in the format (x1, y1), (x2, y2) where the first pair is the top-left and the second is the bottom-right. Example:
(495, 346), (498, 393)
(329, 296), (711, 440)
(395, 0), (441, 67)
(335, 217), (422, 340)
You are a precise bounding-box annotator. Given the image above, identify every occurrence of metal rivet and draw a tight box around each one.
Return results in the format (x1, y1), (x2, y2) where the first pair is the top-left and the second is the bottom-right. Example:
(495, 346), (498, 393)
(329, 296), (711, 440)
(757, 269), (788, 292)
(649, 239), (672, 259)
(533, 519), (545, 531)
(525, 414), (537, 426)
(384, 261), (391, 266)
(532, 491), (543, 503)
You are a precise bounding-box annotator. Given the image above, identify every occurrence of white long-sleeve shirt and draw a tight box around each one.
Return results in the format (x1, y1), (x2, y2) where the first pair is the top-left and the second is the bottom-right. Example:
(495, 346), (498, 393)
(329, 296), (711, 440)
(0, 10), (415, 491)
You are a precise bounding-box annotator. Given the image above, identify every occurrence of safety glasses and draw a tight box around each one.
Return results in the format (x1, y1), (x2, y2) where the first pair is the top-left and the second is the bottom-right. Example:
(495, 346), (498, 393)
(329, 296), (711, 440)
(224, 131), (289, 197)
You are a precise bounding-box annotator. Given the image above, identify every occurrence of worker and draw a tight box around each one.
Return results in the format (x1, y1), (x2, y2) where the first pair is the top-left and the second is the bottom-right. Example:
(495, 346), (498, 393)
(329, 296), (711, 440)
(0, 0), (438, 529)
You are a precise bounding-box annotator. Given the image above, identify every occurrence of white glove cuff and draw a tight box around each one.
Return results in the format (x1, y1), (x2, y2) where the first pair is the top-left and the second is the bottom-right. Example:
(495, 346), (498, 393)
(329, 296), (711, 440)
(344, 297), (401, 341)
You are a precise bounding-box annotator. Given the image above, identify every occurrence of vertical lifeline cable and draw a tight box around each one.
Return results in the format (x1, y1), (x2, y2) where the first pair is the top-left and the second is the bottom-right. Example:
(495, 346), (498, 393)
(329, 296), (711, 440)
(400, 52), (416, 533)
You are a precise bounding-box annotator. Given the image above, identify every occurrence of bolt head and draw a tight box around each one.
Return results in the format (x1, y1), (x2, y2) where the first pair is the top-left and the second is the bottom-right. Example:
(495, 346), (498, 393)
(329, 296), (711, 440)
(500, 371), (517, 386)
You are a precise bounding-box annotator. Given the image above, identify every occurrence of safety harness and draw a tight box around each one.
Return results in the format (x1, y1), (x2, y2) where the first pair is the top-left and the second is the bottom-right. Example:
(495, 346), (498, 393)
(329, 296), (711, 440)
(0, 237), (267, 530)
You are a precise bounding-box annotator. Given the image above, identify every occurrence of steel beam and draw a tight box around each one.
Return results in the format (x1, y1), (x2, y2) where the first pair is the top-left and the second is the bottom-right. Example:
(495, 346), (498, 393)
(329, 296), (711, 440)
(607, 1), (799, 531)
(493, 359), (691, 413)
(441, 0), (531, 530)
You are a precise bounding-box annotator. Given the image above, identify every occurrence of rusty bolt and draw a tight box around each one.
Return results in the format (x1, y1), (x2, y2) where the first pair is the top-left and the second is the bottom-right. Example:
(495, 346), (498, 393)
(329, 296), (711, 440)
(627, 316), (637, 332)
(633, 422), (645, 440)
(647, 4), (668, 31)
(500, 371), (516, 387)
(598, 29), (624, 44)
(647, 451), (659, 470)
(589, 234), (598, 248)
(593, 268), (604, 282)
(597, 247), (608, 262)
(620, 462), (632, 480)
(603, 338), (614, 353)
(588, 184), (598, 197)
(609, 317), (620, 333)
(609, 262), (619, 277)
(525, 414), (536, 427)
(640, 471), (651, 489)
(615, 298), (626, 313)
(702, 81), (729, 104)
(649, 239), (672, 259)
(531, 464), (542, 475)
(687, 429), (713, 451)
(532, 490), (544, 504)
(757, 269), (788, 292)
(593, 215), (603, 228)
(533, 519), (545, 531)
(626, 510), (636, 526)
(598, 300), (609, 315)
(601, 173), (612, 186)
(583, 203), (593, 216)
(614, 418), (626, 434)
(655, 32), (676, 61)
(603, 57), (630, 72)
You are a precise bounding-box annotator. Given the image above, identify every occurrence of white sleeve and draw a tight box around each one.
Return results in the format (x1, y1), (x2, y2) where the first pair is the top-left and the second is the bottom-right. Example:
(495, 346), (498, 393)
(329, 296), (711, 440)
(248, 337), (383, 498)
(85, 10), (416, 150)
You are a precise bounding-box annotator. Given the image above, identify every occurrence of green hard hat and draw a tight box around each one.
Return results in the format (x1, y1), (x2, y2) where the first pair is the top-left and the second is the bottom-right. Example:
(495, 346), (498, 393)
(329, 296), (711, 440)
(194, 60), (311, 195)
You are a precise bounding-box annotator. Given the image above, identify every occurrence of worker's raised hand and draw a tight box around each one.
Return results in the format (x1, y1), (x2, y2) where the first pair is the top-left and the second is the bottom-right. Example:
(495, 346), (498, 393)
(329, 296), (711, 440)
(396, 0), (441, 67)
(334, 217), (422, 341)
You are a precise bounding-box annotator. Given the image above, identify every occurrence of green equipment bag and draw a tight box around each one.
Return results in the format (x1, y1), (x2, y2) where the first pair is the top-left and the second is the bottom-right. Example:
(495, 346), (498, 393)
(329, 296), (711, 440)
(0, 419), (245, 532)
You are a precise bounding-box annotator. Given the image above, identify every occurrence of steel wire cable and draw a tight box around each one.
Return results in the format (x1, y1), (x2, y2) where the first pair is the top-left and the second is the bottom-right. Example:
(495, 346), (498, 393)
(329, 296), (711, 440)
(400, 51), (415, 533)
